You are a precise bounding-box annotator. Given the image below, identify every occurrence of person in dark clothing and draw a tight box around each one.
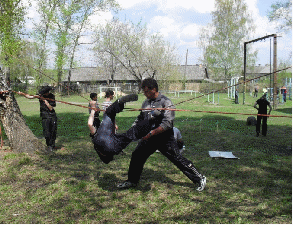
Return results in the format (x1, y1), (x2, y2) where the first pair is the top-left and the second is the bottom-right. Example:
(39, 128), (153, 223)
(117, 78), (206, 191)
(88, 94), (152, 164)
(254, 86), (258, 98)
(235, 89), (239, 104)
(89, 93), (100, 129)
(281, 87), (287, 102)
(24, 86), (57, 152)
(253, 94), (272, 137)
(283, 88), (287, 102)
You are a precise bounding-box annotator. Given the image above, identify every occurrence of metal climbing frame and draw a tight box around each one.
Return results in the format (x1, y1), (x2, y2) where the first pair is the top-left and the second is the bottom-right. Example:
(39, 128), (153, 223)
(244, 34), (278, 109)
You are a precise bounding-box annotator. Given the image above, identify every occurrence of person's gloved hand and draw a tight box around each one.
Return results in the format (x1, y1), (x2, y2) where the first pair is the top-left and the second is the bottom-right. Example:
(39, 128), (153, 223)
(148, 109), (161, 120)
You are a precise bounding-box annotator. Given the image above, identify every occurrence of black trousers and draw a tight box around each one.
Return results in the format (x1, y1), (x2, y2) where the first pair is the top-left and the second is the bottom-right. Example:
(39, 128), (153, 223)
(127, 131), (203, 185)
(42, 116), (57, 147)
(93, 111), (101, 129)
(235, 96), (238, 104)
(256, 115), (267, 135)
(283, 93), (286, 102)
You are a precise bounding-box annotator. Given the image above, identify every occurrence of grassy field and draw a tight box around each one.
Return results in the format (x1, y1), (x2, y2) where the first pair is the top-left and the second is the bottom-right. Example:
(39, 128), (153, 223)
(0, 92), (291, 223)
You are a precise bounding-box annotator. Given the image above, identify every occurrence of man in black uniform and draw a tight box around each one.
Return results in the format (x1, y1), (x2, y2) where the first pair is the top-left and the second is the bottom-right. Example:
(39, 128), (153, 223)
(117, 78), (206, 191)
(25, 86), (57, 151)
(253, 94), (272, 137)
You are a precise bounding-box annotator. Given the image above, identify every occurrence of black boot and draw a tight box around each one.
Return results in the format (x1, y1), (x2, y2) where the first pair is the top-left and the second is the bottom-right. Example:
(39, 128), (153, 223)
(105, 94), (138, 117)
(118, 94), (138, 104)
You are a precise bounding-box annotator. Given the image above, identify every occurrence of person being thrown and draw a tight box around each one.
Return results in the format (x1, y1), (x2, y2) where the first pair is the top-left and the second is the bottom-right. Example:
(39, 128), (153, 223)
(88, 94), (152, 164)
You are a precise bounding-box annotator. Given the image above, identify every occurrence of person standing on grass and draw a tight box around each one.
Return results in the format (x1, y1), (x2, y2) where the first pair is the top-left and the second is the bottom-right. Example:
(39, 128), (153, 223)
(102, 89), (118, 131)
(117, 78), (206, 191)
(24, 86), (57, 152)
(253, 94), (272, 137)
(283, 87), (287, 102)
(173, 127), (185, 154)
(235, 89), (239, 104)
(156, 126), (185, 154)
(88, 93), (100, 130)
(102, 89), (114, 111)
(254, 86), (258, 98)
(281, 86), (287, 103)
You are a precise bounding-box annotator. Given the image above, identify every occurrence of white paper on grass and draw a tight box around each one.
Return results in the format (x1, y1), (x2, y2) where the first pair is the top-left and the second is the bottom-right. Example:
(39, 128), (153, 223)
(209, 151), (239, 159)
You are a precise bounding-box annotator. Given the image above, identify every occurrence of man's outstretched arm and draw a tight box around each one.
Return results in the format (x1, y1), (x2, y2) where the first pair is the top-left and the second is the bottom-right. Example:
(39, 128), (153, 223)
(88, 109), (96, 135)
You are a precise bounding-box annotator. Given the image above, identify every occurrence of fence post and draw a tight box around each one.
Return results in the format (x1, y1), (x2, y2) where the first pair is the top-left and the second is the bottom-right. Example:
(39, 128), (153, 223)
(289, 78), (292, 100)
(227, 81), (230, 98)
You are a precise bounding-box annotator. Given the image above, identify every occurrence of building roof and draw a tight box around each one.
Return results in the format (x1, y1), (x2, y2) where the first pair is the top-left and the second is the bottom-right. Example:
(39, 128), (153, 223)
(63, 65), (206, 82)
(181, 65), (206, 80)
(63, 65), (291, 83)
(246, 65), (292, 78)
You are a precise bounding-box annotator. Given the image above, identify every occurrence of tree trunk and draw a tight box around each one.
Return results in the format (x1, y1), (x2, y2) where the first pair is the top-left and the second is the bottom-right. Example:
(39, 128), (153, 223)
(0, 68), (46, 154)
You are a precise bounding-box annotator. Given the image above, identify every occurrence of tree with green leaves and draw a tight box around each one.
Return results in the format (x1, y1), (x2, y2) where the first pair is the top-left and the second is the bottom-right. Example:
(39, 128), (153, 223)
(0, 0), (46, 154)
(10, 40), (38, 88)
(33, 0), (58, 88)
(198, 0), (257, 80)
(93, 18), (180, 86)
(66, 0), (120, 94)
(50, 0), (119, 91)
(268, 0), (292, 33)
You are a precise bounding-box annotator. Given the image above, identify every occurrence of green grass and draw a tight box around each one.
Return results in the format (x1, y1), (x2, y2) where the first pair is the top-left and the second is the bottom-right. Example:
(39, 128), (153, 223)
(0, 92), (291, 223)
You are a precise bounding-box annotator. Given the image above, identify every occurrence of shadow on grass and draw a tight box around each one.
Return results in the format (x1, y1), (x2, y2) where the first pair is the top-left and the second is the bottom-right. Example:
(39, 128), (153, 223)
(7, 111), (291, 223)
(275, 107), (292, 114)
(23, 112), (137, 140)
(24, 112), (291, 183)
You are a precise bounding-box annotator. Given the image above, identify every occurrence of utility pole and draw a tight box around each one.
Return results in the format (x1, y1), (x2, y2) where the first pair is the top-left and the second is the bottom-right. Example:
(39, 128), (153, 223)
(243, 43), (247, 104)
(273, 34), (277, 109)
(184, 49), (188, 90)
(270, 38), (272, 98)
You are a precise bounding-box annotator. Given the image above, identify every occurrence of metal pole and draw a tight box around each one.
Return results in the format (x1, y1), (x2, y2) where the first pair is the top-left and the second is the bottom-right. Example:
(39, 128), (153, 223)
(184, 49), (188, 90)
(289, 78), (292, 100)
(227, 81), (230, 98)
(270, 38), (272, 99)
(243, 42), (247, 104)
(273, 34), (277, 109)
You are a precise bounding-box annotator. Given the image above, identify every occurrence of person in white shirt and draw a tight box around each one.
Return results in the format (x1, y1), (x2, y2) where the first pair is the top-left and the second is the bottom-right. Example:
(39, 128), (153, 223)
(173, 127), (185, 154)
(88, 93), (100, 129)
(102, 90), (114, 111)
(156, 127), (185, 153)
(102, 90), (118, 131)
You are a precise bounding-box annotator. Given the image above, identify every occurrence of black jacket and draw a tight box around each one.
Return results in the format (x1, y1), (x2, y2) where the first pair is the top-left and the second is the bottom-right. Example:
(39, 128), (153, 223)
(133, 92), (175, 131)
(256, 98), (270, 114)
(39, 93), (56, 118)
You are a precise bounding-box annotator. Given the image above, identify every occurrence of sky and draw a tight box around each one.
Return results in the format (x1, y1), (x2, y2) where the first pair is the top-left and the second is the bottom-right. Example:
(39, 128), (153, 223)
(25, 0), (292, 68)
